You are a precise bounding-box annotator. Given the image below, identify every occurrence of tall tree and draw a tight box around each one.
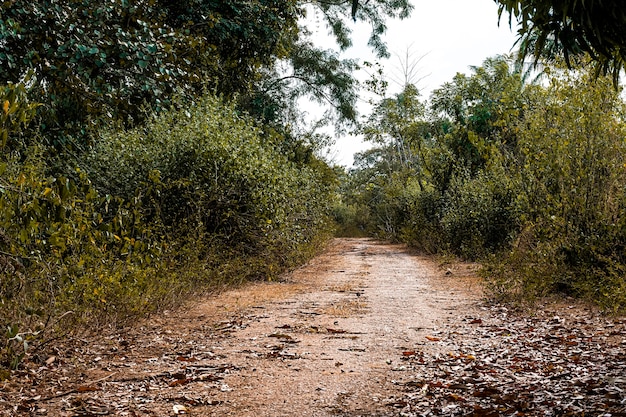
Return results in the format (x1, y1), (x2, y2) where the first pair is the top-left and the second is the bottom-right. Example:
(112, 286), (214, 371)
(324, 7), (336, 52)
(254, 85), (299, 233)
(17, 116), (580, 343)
(0, 0), (301, 140)
(0, 0), (412, 144)
(361, 84), (426, 172)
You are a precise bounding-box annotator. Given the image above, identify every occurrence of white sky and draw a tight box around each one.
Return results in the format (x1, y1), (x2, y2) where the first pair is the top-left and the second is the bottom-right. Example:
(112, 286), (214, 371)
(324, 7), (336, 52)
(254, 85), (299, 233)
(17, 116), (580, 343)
(305, 0), (520, 166)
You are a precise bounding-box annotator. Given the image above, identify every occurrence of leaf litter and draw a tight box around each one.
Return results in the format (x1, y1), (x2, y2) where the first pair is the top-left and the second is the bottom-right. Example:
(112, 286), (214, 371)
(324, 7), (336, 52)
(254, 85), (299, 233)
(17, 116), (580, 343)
(395, 305), (626, 416)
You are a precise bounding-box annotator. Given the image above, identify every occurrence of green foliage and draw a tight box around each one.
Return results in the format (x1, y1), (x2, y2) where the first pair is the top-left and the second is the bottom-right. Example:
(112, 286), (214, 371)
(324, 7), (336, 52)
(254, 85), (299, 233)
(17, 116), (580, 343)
(438, 166), (519, 259)
(0, 79), (40, 150)
(485, 69), (626, 310)
(312, 0), (413, 59)
(430, 56), (525, 174)
(87, 93), (333, 259)
(497, 0), (626, 83)
(346, 58), (524, 255)
(0, 146), (155, 368)
(1, 92), (336, 370)
(343, 55), (626, 311)
(331, 202), (369, 237)
(0, 0), (414, 145)
(361, 84), (426, 169)
(0, 0), (301, 136)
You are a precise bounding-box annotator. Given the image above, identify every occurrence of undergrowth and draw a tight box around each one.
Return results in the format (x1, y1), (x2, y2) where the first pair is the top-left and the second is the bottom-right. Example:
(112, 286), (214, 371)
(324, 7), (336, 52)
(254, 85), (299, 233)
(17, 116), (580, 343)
(337, 58), (626, 313)
(0, 91), (334, 371)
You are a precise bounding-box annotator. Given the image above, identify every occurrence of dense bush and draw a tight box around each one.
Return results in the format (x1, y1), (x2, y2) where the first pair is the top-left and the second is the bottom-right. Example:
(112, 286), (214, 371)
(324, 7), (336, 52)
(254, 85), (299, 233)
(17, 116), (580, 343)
(0, 138), (188, 369)
(399, 187), (444, 253)
(439, 166), (519, 259)
(87, 93), (333, 263)
(342, 57), (626, 311)
(484, 71), (626, 310)
(1, 91), (335, 370)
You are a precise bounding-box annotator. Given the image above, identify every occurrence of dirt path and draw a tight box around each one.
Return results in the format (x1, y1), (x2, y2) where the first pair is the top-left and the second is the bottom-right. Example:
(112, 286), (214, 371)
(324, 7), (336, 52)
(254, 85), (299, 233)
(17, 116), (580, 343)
(192, 238), (481, 417)
(2, 238), (625, 416)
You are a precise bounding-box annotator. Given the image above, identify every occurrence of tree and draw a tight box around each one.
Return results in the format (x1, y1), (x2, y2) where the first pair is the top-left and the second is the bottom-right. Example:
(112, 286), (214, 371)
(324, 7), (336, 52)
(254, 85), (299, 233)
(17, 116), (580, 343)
(497, 0), (626, 83)
(314, 0), (413, 58)
(240, 0), (414, 131)
(429, 55), (525, 187)
(361, 84), (427, 174)
(241, 40), (359, 131)
(0, 0), (301, 141)
(0, 0), (413, 145)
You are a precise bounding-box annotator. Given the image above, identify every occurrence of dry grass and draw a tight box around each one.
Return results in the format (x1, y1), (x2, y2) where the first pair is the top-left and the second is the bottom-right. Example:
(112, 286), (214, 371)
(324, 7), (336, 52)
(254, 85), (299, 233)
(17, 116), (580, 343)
(325, 280), (361, 293)
(322, 298), (369, 317)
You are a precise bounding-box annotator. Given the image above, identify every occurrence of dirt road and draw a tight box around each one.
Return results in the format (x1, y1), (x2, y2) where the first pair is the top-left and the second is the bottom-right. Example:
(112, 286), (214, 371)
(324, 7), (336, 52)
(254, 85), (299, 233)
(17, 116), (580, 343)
(2, 238), (625, 416)
(191, 238), (482, 416)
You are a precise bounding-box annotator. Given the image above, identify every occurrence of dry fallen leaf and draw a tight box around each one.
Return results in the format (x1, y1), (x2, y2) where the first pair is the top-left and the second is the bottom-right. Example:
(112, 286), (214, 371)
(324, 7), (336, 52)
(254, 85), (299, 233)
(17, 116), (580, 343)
(327, 328), (346, 334)
(268, 333), (292, 339)
(169, 378), (191, 387)
(173, 404), (188, 414)
(76, 385), (99, 393)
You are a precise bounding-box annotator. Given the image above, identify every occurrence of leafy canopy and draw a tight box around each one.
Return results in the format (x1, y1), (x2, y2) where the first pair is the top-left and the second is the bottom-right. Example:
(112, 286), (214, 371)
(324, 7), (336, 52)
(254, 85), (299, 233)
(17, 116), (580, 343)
(0, 0), (301, 138)
(497, 0), (626, 82)
(0, 0), (413, 142)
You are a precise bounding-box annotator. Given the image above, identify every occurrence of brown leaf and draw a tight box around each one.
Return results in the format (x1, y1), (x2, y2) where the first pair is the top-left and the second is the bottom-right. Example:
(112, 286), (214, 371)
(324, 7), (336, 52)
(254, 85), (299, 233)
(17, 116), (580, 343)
(425, 336), (441, 342)
(169, 378), (191, 387)
(76, 385), (99, 393)
(327, 328), (346, 334)
(473, 386), (501, 398)
(446, 393), (467, 402)
(268, 333), (292, 339)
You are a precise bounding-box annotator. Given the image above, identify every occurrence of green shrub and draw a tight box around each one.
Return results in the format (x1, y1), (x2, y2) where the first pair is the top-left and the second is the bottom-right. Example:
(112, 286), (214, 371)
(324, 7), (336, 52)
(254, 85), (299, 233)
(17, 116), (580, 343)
(332, 202), (370, 237)
(439, 165), (520, 259)
(87, 93), (333, 262)
(1, 92), (335, 370)
(484, 70), (626, 311)
(399, 187), (444, 253)
(0, 78), (40, 151)
(0, 149), (139, 368)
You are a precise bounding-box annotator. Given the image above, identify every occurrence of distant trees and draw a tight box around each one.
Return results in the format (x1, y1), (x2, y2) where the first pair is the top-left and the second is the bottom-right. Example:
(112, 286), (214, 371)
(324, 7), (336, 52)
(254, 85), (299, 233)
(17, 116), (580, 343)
(337, 55), (626, 311)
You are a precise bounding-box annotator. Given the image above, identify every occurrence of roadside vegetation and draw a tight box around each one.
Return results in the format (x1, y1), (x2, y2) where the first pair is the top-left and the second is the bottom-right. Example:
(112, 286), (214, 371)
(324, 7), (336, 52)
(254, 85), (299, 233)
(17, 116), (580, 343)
(335, 56), (626, 312)
(0, 87), (337, 371)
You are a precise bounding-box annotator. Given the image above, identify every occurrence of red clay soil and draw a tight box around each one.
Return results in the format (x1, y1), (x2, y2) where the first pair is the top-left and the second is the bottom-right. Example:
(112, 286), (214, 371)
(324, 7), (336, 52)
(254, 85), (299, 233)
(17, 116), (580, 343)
(1, 238), (625, 416)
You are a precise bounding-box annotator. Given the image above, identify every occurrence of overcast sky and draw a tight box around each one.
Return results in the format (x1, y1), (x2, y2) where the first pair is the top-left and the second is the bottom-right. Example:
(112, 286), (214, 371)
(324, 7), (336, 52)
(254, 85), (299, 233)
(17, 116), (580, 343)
(307, 0), (520, 166)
